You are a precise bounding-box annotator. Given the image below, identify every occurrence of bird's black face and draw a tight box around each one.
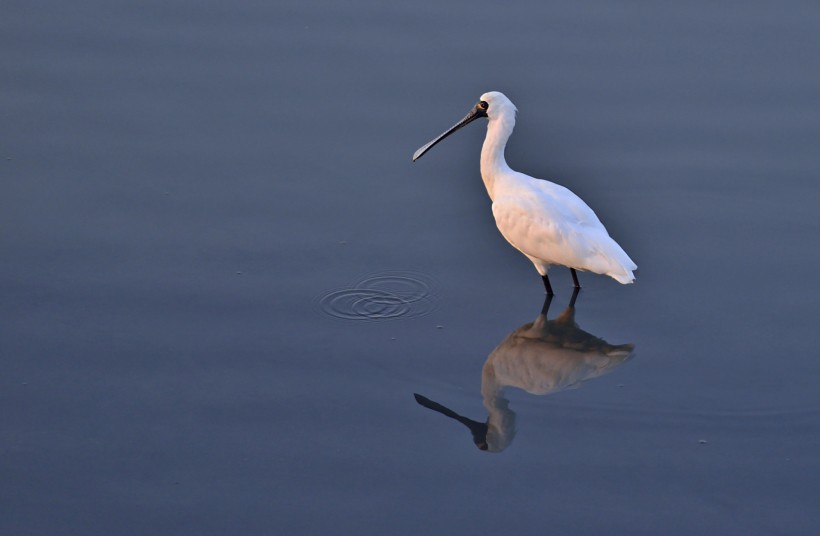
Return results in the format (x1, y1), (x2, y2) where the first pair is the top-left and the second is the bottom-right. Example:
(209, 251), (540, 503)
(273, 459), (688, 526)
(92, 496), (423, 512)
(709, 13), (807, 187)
(412, 99), (489, 161)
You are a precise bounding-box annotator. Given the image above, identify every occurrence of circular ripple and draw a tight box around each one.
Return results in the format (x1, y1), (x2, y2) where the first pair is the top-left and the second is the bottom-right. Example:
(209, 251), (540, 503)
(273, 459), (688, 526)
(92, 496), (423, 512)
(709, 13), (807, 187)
(356, 271), (435, 299)
(317, 270), (437, 321)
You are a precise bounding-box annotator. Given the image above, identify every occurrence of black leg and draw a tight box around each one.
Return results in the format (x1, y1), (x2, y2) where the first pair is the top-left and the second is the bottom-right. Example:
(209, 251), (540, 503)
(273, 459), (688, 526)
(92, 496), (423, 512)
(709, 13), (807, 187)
(541, 274), (554, 296)
(540, 294), (553, 316)
(570, 268), (581, 289)
(568, 286), (580, 309)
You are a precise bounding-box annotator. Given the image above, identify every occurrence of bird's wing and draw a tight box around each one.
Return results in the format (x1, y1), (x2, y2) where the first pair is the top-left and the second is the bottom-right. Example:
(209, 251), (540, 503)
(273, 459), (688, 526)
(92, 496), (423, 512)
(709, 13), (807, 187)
(492, 186), (633, 277)
(492, 193), (592, 269)
(530, 179), (605, 230)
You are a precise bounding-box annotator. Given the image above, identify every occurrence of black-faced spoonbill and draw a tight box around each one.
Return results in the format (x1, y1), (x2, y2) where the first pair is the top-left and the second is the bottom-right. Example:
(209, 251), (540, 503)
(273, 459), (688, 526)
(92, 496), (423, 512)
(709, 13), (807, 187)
(412, 91), (637, 295)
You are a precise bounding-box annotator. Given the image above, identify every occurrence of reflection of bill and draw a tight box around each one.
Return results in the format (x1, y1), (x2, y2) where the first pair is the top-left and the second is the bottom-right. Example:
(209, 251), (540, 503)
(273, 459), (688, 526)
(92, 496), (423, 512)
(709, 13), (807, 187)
(415, 290), (634, 453)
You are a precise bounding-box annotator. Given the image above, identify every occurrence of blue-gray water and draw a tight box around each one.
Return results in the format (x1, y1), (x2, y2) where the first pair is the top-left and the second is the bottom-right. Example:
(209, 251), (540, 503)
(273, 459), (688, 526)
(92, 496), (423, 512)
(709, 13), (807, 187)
(2, 1), (819, 534)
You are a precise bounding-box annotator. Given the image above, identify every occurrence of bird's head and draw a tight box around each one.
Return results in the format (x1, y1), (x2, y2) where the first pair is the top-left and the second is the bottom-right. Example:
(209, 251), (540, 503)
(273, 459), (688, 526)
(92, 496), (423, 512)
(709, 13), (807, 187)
(478, 91), (518, 122)
(412, 91), (517, 161)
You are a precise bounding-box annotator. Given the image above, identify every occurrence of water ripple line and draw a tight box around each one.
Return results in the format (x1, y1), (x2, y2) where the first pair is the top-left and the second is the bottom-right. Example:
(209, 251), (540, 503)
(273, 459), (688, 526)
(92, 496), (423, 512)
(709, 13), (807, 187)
(317, 270), (438, 321)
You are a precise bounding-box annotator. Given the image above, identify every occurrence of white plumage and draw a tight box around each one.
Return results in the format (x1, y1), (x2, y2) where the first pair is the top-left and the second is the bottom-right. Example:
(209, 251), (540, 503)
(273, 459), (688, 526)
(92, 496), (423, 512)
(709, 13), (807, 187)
(413, 91), (637, 294)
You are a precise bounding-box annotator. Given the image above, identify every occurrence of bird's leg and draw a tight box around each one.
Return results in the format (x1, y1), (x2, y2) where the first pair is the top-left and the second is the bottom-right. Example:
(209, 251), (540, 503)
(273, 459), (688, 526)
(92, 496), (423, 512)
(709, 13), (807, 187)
(541, 274), (554, 296)
(540, 294), (553, 316)
(570, 268), (581, 289)
(568, 286), (580, 309)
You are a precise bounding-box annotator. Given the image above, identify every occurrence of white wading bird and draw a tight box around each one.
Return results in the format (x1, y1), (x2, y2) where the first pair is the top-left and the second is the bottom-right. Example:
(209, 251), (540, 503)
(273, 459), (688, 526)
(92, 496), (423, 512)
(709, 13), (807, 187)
(412, 91), (637, 295)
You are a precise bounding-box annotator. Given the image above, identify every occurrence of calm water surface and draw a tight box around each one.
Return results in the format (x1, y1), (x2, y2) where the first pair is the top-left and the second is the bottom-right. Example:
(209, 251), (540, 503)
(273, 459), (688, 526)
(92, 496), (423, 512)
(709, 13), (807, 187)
(2, 1), (819, 534)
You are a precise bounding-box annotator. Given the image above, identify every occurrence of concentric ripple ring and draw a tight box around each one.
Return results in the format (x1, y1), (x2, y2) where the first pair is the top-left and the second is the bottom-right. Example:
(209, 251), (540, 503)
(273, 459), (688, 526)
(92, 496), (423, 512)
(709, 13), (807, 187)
(317, 270), (437, 321)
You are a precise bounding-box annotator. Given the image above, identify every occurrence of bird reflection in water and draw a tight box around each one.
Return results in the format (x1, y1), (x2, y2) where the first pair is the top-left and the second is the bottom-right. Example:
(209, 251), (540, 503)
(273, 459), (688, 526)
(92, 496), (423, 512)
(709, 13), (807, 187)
(415, 289), (634, 452)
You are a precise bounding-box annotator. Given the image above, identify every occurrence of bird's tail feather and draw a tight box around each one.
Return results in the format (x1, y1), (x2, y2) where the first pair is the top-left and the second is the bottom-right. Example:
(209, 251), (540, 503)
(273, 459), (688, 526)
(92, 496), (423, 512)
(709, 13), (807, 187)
(609, 269), (636, 285)
(596, 236), (637, 285)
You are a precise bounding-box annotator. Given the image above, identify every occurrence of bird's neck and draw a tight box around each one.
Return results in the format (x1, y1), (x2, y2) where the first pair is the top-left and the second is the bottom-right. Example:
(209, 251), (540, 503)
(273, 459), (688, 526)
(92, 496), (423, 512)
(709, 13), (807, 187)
(480, 115), (515, 201)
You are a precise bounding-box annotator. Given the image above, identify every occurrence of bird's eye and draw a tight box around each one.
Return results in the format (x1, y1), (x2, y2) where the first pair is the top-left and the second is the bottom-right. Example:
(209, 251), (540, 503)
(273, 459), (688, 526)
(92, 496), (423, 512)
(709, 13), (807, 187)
(479, 101), (489, 110)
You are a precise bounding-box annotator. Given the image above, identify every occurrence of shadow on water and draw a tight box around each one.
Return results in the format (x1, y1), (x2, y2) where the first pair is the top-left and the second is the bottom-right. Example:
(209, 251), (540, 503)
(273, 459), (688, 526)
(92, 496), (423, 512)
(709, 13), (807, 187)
(415, 289), (635, 453)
